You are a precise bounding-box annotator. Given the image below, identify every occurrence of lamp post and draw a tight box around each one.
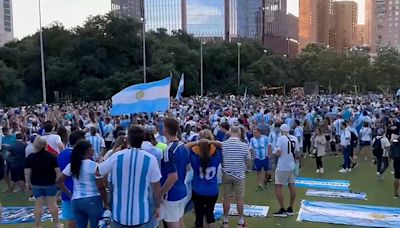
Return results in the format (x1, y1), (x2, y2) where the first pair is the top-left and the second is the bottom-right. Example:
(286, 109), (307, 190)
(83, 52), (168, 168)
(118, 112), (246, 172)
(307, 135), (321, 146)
(141, 17), (146, 83)
(39, 0), (46, 104)
(200, 41), (205, 97)
(237, 42), (242, 86)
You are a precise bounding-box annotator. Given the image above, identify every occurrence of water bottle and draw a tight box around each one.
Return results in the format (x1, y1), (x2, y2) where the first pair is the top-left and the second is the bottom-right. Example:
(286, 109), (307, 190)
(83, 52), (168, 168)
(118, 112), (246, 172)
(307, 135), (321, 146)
(294, 160), (300, 176)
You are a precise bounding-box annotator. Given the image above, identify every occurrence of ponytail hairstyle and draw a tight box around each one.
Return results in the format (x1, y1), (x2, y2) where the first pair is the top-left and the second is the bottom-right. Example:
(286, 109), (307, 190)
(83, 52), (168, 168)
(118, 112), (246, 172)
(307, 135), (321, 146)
(71, 140), (92, 180)
(198, 129), (214, 176)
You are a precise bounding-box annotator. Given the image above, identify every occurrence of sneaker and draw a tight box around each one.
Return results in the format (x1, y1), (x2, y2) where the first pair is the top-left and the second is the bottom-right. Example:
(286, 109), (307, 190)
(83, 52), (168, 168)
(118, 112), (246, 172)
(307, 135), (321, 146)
(316, 169), (320, 173)
(351, 162), (358, 169)
(28, 196), (35, 202)
(222, 220), (229, 228)
(237, 222), (249, 228)
(320, 168), (324, 173)
(273, 208), (287, 218)
(376, 172), (380, 176)
(346, 168), (352, 172)
(392, 171), (395, 175)
(256, 186), (263, 191)
(338, 168), (347, 173)
(286, 207), (294, 216)
(394, 195), (399, 199)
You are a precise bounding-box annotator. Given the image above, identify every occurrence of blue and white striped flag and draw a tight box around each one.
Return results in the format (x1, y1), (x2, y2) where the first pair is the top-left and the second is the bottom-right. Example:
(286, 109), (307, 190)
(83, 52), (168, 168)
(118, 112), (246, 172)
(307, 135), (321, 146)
(352, 112), (364, 132)
(111, 77), (171, 116)
(175, 73), (184, 100)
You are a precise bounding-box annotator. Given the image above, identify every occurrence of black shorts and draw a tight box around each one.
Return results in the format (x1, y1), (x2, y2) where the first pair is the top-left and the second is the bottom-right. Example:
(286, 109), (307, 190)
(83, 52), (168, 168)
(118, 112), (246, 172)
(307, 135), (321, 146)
(10, 167), (25, 182)
(394, 159), (400, 179)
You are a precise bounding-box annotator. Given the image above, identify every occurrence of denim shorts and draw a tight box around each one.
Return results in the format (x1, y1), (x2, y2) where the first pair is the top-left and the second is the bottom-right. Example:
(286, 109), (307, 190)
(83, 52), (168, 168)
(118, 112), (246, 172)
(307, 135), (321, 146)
(31, 185), (58, 198)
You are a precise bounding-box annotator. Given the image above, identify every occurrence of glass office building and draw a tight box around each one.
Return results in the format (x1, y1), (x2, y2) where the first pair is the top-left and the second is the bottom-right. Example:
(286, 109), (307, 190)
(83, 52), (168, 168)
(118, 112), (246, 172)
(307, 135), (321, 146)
(144, 0), (184, 32)
(186, 0), (225, 38)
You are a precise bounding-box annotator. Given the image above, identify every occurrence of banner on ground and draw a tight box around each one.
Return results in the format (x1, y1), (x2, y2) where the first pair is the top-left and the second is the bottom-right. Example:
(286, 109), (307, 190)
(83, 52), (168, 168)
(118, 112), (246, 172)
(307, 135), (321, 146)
(297, 200), (400, 228)
(213, 203), (269, 219)
(110, 77), (171, 116)
(306, 189), (367, 200)
(1, 207), (63, 224)
(294, 177), (350, 191)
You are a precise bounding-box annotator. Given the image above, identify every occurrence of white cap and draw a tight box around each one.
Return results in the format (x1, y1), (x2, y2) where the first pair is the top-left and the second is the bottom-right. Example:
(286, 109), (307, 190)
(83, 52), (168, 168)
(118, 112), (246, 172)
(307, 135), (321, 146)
(280, 124), (290, 133)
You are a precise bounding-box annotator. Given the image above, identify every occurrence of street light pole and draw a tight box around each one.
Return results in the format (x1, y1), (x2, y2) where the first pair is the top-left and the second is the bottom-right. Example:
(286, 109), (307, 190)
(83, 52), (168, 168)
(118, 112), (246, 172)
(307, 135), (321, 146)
(141, 17), (146, 83)
(39, 0), (46, 104)
(200, 41), (204, 97)
(237, 42), (242, 86)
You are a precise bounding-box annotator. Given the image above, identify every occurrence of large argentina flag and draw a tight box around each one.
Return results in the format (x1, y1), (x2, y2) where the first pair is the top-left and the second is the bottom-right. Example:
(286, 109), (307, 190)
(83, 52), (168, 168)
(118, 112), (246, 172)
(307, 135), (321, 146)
(111, 77), (171, 116)
(175, 73), (184, 100)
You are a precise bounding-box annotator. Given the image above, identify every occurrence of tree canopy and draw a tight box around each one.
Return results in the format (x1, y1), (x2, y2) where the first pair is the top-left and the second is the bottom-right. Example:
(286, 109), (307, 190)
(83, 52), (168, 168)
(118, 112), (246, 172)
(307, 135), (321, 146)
(1, 13), (399, 106)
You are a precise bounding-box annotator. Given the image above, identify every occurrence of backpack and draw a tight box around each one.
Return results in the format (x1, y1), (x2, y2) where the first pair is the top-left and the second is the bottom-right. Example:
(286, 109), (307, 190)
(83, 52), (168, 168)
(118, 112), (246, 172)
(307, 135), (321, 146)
(350, 131), (358, 146)
(372, 137), (383, 157)
(391, 141), (400, 160)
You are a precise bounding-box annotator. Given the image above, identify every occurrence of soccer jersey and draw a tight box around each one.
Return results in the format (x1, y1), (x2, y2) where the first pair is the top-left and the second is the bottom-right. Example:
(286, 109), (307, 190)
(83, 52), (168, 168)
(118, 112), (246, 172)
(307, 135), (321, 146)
(250, 136), (269, 160)
(87, 135), (105, 161)
(98, 148), (161, 226)
(294, 126), (304, 147)
(190, 146), (222, 196)
(160, 142), (189, 201)
(62, 159), (100, 200)
(57, 147), (73, 201)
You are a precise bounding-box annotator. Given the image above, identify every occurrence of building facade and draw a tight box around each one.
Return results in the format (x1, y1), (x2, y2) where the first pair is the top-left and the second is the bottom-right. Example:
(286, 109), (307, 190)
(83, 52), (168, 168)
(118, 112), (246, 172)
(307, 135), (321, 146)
(378, 0), (400, 50)
(0, 0), (13, 46)
(356, 24), (366, 46)
(298, 0), (333, 51)
(111, 0), (143, 19)
(332, 1), (358, 52)
(364, 0), (376, 49)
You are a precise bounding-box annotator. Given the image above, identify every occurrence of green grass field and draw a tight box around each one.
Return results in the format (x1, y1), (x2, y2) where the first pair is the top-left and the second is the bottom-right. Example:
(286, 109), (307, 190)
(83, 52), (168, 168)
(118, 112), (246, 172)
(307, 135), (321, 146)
(1, 155), (398, 228)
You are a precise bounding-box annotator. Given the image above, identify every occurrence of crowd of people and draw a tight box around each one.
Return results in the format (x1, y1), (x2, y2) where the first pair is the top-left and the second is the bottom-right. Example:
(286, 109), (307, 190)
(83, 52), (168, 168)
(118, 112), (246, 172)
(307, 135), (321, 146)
(1, 93), (400, 228)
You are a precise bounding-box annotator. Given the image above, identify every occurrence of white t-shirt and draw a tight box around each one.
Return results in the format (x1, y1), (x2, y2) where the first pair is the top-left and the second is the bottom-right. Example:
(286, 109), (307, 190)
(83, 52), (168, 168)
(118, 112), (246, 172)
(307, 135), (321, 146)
(359, 127), (372, 142)
(294, 126), (304, 147)
(63, 159), (101, 200)
(43, 134), (62, 154)
(275, 135), (298, 171)
(373, 136), (391, 157)
(340, 129), (351, 147)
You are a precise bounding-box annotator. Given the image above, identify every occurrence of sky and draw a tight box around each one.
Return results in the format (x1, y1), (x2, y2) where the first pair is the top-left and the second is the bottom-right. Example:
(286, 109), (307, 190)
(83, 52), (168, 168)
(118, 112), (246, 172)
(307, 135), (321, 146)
(13, 0), (365, 39)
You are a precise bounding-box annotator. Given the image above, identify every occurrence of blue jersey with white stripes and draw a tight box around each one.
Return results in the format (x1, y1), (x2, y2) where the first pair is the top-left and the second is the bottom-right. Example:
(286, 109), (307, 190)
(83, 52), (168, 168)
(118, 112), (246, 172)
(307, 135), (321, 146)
(250, 136), (269, 159)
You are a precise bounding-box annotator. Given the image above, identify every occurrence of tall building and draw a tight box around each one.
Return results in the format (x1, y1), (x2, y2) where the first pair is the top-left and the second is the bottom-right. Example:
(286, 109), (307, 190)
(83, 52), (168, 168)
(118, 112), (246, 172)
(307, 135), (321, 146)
(332, 1), (357, 52)
(375, 0), (400, 50)
(186, 0), (225, 38)
(364, 0), (376, 49)
(298, 0), (333, 51)
(111, 0), (143, 19)
(0, 0), (13, 46)
(356, 24), (366, 46)
(111, 0), (298, 55)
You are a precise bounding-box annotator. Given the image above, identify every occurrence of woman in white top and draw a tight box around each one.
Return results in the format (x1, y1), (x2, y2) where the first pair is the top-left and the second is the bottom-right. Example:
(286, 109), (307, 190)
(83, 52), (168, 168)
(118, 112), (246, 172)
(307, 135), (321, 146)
(359, 122), (373, 160)
(57, 140), (109, 228)
(312, 128), (327, 174)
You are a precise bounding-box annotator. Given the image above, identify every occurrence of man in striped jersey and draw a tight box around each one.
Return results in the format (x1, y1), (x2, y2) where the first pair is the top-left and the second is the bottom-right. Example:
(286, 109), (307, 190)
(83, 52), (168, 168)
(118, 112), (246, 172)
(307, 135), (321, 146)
(221, 126), (251, 228)
(87, 127), (105, 162)
(250, 127), (270, 191)
(98, 126), (162, 228)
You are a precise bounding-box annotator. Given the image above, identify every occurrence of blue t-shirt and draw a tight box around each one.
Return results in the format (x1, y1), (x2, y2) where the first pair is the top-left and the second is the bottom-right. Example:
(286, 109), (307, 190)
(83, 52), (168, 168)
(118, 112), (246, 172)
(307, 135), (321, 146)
(216, 130), (226, 142)
(190, 148), (222, 196)
(57, 148), (73, 201)
(2, 134), (16, 146)
(161, 142), (189, 201)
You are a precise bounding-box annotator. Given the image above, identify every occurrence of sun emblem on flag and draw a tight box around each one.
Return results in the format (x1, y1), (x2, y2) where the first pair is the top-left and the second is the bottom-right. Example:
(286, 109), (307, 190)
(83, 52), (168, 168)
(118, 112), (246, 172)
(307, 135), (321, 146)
(136, 91), (145, 100)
